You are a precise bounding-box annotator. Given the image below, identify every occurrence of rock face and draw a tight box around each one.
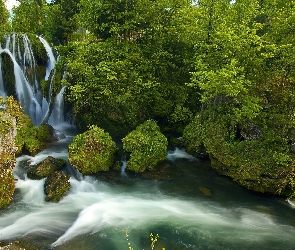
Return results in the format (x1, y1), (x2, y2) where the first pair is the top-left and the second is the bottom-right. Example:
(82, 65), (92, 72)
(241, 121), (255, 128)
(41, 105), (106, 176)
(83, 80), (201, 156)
(68, 125), (118, 174)
(27, 156), (66, 180)
(122, 120), (168, 173)
(44, 171), (71, 202)
(0, 112), (17, 209)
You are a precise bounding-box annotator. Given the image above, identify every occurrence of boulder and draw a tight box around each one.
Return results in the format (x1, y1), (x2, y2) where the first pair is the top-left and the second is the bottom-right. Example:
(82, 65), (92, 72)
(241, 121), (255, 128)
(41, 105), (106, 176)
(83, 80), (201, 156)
(27, 156), (66, 180)
(122, 120), (168, 173)
(0, 110), (17, 208)
(44, 171), (70, 202)
(68, 125), (118, 174)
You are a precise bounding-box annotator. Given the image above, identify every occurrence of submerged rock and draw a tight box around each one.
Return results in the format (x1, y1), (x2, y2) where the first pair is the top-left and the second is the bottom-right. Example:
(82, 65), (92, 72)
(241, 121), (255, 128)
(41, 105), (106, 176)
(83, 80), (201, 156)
(27, 156), (66, 180)
(44, 171), (70, 202)
(198, 186), (212, 196)
(140, 161), (182, 180)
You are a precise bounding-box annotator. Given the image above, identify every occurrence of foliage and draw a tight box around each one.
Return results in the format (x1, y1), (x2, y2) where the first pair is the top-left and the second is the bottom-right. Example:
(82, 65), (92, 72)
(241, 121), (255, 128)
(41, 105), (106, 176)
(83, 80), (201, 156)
(122, 120), (168, 173)
(0, 0), (11, 33)
(63, 0), (197, 135)
(68, 125), (118, 174)
(184, 0), (295, 197)
(11, 0), (45, 34)
(0, 96), (54, 156)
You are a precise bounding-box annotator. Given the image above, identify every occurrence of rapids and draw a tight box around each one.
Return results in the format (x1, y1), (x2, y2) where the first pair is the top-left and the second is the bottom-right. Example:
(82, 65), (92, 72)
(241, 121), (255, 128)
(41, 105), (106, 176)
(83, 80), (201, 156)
(0, 124), (294, 250)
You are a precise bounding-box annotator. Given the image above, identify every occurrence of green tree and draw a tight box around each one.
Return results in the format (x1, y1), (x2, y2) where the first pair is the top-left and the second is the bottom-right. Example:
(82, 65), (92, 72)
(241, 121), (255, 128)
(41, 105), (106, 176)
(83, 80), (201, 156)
(44, 0), (80, 44)
(0, 0), (11, 33)
(11, 0), (45, 34)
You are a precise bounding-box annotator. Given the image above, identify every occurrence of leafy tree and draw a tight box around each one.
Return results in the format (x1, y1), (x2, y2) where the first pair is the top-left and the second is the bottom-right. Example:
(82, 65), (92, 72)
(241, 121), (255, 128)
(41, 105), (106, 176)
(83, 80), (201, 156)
(11, 0), (45, 34)
(184, 0), (295, 197)
(44, 0), (80, 44)
(0, 0), (11, 33)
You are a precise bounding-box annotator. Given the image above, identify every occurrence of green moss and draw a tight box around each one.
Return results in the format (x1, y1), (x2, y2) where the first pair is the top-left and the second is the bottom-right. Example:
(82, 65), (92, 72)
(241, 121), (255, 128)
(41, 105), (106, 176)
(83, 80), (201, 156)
(0, 167), (15, 209)
(122, 120), (168, 173)
(44, 171), (70, 202)
(184, 112), (295, 198)
(68, 125), (118, 174)
(27, 156), (66, 180)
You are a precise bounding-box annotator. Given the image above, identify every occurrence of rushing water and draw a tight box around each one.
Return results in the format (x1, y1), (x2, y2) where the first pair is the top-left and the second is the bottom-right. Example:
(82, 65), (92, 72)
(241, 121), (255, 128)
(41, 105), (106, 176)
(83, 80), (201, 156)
(0, 124), (295, 250)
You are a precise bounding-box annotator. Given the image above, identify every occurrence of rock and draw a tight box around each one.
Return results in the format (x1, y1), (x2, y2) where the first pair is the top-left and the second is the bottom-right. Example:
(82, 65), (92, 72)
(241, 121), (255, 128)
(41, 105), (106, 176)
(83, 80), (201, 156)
(44, 171), (71, 202)
(140, 161), (182, 180)
(122, 120), (168, 173)
(68, 125), (118, 174)
(53, 128), (66, 140)
(0, 108), (17, 208)
(198, 186), (212, 196)
(27, 156), (66, 180)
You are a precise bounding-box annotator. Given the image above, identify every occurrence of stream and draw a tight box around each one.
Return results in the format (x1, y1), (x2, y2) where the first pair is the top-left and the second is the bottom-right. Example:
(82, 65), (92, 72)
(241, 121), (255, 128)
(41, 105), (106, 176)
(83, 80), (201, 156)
(0, 123), (295, 250)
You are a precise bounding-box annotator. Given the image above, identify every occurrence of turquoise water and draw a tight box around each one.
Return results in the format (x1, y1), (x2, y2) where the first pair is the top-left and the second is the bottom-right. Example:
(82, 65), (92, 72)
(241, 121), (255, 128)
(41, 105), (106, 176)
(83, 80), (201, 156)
(0, 124), (294, 250)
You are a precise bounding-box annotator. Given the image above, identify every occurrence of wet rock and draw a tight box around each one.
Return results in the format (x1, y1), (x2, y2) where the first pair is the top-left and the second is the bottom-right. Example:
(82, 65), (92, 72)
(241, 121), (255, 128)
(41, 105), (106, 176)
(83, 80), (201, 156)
(198, 186), (212, 196)
(27, 156), (66, 180)
(0, 110), (17, 208)
(140, 161), (182, 181)
(44, 171), (71, 202)
(53, 128), (66, 140)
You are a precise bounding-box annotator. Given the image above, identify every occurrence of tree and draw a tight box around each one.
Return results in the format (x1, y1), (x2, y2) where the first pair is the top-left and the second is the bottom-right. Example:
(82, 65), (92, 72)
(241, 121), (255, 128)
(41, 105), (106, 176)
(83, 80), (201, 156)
(11, 0), (45, 34)
(0, 0), (11, 33)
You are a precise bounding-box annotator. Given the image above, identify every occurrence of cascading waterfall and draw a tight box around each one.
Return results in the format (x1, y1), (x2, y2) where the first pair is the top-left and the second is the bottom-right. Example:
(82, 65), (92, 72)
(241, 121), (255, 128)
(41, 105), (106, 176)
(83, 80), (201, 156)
(0, 54), (5, 97)
(0, 33), (65, 125)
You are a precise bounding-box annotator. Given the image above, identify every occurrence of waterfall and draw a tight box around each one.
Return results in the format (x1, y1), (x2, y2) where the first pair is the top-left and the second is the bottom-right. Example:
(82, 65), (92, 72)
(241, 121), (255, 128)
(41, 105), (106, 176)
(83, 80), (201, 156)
(0, 55), (5, 97)
(0, 33), (65, 125)
(48, 85), (66, 125)
(38, 36), (56, 81)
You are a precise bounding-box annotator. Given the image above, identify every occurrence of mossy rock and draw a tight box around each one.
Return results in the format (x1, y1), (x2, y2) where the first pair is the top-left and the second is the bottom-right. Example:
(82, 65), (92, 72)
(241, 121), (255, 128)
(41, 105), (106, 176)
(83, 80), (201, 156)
(27, 156), (66, 180)
(44, 171), (71, 202)
(122, 120), (168, 173)
(0, 168), (15, 209)
(68, 125), (118, 174)
(0, 96), (55, 156)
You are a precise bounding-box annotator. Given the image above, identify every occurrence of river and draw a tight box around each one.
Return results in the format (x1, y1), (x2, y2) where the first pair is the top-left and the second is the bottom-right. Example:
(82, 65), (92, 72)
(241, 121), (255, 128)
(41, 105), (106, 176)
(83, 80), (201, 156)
(0, 123), (294, 250)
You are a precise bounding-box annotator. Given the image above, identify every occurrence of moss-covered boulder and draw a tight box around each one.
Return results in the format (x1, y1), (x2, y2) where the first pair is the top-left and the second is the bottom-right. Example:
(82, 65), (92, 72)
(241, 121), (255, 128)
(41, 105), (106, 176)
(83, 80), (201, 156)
(44, 171), (70, 202)
(122, 120), (168, 173)
(1, 96), (55, 156)
(68, 125), (118, 174)
(27, 156), (66, 180)
(0, 112), (17, 209)
(184, 113), (295, 198)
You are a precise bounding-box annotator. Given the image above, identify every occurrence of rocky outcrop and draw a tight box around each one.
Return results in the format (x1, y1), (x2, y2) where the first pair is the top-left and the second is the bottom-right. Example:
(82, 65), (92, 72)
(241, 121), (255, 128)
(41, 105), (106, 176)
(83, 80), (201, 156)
(0, 112), (17, 208)
(27, 156), (66, 180)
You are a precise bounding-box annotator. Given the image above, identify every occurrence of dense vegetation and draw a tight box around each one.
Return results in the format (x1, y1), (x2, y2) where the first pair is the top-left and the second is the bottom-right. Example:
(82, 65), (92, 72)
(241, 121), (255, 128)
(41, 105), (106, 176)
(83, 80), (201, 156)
(1, 0), (295, 197)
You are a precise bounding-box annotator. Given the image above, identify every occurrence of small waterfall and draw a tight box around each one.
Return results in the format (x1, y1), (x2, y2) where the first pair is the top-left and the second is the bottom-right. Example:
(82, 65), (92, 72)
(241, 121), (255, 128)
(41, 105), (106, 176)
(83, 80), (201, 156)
(0, 55), (5, 97)
(48, 85), (66, 125)
(38, 36), (55, 81)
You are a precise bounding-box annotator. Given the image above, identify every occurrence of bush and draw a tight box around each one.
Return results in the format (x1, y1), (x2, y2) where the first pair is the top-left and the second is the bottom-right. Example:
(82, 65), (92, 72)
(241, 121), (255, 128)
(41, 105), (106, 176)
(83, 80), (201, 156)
(122, 120), (168, 173)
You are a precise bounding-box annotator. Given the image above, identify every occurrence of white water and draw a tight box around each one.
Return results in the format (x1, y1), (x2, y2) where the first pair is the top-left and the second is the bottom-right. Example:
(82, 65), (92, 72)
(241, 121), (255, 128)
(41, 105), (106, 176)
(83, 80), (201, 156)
(38, 36), (55, 81)
(1, 130), (295, 249)
(49, 85), (66, 125)
(0, 55), (5, 97)
(0, 34), (65, 125)
(166, 147), (197, 161)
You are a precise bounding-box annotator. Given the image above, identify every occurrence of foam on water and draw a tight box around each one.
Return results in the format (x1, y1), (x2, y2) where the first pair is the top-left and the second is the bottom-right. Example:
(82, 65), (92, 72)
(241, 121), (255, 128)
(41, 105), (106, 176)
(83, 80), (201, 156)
(166, 148), (197, 161)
